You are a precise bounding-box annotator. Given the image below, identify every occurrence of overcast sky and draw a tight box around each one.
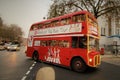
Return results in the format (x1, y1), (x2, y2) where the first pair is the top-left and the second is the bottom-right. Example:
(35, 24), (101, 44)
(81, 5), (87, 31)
(0, 0), (52, 38)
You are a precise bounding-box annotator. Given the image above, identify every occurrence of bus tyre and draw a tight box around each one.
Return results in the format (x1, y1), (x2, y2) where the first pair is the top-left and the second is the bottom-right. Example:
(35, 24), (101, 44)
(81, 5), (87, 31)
(71, 58), (87, 72)
(32, 51), (39, 62)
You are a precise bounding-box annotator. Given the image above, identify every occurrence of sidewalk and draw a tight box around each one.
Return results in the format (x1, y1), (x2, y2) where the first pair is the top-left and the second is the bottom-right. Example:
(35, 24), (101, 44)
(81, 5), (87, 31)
(101, 54), (120, 58)
(101, 54), (120, 66)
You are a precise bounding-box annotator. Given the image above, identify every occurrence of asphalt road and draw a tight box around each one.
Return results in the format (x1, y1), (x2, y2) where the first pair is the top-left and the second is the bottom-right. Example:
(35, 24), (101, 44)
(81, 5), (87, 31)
(0, 47), (120, 80)
(27, 61), (120, 80)
(0, 47), (35, 80)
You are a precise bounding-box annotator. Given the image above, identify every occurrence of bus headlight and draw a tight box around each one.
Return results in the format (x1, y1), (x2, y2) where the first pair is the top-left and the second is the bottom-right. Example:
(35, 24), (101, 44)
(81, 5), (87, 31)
(89, 58), (92, 62)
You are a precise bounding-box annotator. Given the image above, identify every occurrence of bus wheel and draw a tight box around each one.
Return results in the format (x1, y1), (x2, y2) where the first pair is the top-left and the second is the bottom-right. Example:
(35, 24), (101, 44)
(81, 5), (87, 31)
(32, 51), (39, 62)
(71, 58), (87, 72)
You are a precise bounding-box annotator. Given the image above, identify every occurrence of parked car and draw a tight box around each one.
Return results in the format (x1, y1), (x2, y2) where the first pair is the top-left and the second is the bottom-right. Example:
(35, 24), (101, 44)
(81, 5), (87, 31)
(0, 45), (5, 51)
(4, 43), (11, 49)
(0, 42), (5, 51)
(0, 42), (5, 45)
(7, 44), (20, 51)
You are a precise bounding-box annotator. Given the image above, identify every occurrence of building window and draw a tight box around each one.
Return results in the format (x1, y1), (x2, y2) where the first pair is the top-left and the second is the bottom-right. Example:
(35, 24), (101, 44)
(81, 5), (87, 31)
(116, 28), (120, 35)
(101, 27), (106, 36)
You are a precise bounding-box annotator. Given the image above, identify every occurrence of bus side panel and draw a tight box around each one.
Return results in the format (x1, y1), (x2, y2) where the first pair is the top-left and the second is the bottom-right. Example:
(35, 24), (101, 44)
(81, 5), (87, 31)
(26, 47), (34, 57)
(42, 47), (61, 64)
(41, 47), (70, 66)
(38, 46), (48, 61)
(59, 48), (70, 66)
(70, 49), (88, 65)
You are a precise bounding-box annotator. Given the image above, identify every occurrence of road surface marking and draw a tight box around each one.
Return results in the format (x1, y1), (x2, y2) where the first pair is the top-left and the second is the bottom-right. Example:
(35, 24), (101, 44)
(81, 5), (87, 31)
(21, 76), (27, 80)
(29, 66), (33, 70)
(32, 64), (35, 67)
(26, 70), (30, 75)
(21, 61), (36, 80)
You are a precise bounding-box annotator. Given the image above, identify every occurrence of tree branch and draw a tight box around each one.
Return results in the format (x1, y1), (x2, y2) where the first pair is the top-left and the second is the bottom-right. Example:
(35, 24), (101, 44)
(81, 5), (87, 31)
(81, 0), (90, 12)
(97, 10), (111, 18)
(65, 1), (84, 11)
(96, 0), (101, 8)
(72, 3), (84, 11)
(87, 0), (96, 9)
(96, 0), (104, 12)
(98, 6), (120, 14)
(97, 8), (117, 18)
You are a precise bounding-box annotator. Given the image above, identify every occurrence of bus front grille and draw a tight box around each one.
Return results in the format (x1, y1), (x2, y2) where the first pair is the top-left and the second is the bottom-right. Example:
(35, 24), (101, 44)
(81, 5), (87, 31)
(94, 55), (101, 66)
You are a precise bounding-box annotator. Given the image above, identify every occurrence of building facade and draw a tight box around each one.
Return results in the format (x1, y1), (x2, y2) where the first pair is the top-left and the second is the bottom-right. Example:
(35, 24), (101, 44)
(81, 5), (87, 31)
(98, 15), (120, 52)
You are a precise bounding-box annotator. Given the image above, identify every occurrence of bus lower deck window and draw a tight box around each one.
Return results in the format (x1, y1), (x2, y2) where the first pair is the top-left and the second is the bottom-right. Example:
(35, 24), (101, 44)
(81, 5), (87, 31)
(79, 37), (87, 48)
(72, 37), (78, 48)
(72, 36), (87, 48)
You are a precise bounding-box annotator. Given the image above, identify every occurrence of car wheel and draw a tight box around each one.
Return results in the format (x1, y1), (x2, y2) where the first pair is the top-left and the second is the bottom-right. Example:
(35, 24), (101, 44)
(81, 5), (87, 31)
(71, 58), (87, 72)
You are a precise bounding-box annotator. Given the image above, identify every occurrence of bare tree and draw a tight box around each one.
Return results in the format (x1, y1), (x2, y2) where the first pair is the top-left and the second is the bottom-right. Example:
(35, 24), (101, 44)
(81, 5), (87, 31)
(0, 17), (3, 27)
(48, 0), (120, 19)
(0, 22), (23, 43)
(0, 17), (3, 40)
(47, 0), (67, 19)
(9, 24), (23, 43)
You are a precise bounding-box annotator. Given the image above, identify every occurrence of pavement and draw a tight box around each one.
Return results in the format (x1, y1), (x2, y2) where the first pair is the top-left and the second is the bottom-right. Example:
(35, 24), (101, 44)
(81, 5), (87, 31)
(101, 54), (120, 66)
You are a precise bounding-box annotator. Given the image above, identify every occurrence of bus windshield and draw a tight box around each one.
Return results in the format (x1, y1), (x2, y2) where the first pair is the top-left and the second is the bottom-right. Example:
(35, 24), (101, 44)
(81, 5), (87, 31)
(89, 37), (96, 51)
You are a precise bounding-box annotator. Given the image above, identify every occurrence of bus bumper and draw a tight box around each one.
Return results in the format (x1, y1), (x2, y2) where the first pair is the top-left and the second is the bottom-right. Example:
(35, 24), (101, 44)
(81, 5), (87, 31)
(88, 52), (101, 67)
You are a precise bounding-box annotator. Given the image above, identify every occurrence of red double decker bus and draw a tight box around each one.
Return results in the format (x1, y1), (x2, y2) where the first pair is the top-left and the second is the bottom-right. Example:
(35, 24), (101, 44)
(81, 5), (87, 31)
(26, 11), (101, 72)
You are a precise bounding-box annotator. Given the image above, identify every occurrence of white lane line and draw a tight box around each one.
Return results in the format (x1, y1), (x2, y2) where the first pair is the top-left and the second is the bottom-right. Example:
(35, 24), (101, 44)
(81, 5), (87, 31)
(29, 66), (33, 70)
(21, 76), (27, 80)
(32, 64), (35, 67)
(26, 70), (30, 75)
(21, 61), (36, 80)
